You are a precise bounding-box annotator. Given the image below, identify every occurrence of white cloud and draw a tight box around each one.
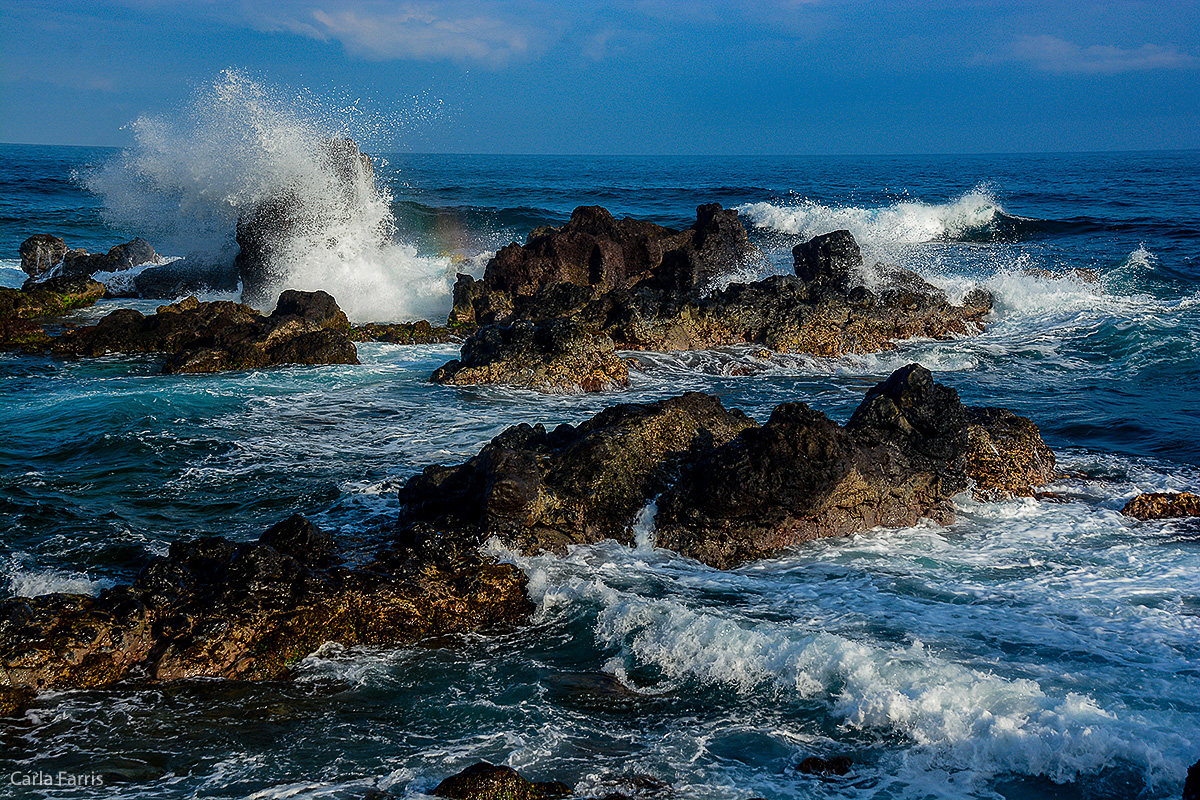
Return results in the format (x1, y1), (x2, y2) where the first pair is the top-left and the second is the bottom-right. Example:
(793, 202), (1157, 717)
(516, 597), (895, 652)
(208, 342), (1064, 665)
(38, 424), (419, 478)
(1006, 34), (1197, 75)
(256, 2), (538, 67)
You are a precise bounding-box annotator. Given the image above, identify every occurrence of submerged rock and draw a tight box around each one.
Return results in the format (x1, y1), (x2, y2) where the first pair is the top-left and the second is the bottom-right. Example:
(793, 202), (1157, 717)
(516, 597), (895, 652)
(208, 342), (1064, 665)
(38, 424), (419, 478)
(433, 763), (571, 800)
(438, 215), (992, 390)
(1122, 492), (1200, 520)
(398, 364), (1056, 568)
(797, 755), (853, 776)
(0, 515), (531, 713)
(43, 289), (359, 373)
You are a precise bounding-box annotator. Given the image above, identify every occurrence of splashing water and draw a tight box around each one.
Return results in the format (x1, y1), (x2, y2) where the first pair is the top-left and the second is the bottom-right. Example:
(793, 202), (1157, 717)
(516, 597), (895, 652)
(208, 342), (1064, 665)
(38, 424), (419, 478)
(84, 70), (455, 322)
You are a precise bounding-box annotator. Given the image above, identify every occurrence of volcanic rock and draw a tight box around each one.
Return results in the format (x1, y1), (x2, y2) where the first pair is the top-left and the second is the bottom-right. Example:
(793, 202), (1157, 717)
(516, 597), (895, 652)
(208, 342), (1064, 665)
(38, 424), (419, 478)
(44, 289), (359, 373)
(432, 318), (630, 393)
(18, 234), (69, 279)
(0, 515), (531, 713)
(439, 216), (992, 389)
(399, 365), (1055, 568)
(1122, 492), (1200, 520)
(433, 763), (571, 800)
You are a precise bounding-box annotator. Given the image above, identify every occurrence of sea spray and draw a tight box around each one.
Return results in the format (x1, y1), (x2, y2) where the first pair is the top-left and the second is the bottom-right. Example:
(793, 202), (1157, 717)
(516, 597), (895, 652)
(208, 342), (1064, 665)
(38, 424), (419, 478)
(84, 70), (455, 322)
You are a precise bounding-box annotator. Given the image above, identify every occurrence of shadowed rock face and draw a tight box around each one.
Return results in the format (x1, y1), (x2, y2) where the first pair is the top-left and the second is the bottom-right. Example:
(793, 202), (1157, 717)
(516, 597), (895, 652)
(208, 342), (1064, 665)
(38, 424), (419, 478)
(0, 515), (532, 714)
(42, 289), (359, 373)
(439, 218), (992, 391)
(19, 235), (159, 282)
(403, 364), (1056, 569)
(432, 318), (631, 393)
(433, 762), (571, 800)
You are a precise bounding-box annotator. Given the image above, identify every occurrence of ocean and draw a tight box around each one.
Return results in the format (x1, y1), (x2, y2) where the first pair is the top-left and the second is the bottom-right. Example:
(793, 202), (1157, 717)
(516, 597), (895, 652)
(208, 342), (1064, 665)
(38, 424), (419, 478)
(1, 77), (1199, 800)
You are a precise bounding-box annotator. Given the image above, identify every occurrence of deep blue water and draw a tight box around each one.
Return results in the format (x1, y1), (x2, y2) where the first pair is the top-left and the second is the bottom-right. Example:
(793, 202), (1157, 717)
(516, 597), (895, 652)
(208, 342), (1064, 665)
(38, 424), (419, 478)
(1, 139), (1198, 800)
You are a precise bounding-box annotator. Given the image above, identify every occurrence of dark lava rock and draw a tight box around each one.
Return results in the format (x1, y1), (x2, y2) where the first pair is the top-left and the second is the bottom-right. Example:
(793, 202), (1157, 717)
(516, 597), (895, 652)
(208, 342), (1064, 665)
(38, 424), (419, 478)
(0, 515), (531, 711)
(792, 229), (862, 292)
(132, 257), (240, 299)
(1185, 759), (1200, 800)
(440, 220), (992, 389)
(20, 236), (160, 285)
(400, 365), (1055, 569)
(432, 318), (630, 393)
(433, 763), (571, 800)
(0, 275), (106, 349)
(797, 755), (853, 776)
(397, 393), (756, 556)
(43, 289), (359, 373)
(351, 320), (476, 345)
(1122, 492), (1200, 520)
(18, 234), (69, 279)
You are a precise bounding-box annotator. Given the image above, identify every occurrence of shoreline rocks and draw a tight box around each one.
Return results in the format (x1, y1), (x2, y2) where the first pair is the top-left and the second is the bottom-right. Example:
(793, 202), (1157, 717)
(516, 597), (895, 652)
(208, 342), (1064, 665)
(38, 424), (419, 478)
(400, 364), (1056, 569)
(42, 289), (359, 373)
(435, 212), (993, 391)
(1122, 492), (1200, 520)
(19, 234), (160, 283)
(0, 515), (532, 716)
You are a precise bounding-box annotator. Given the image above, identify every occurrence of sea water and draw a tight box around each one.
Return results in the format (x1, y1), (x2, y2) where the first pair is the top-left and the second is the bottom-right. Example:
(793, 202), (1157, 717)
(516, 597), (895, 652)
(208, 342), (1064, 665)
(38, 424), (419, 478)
(1, 74), (1198, 799)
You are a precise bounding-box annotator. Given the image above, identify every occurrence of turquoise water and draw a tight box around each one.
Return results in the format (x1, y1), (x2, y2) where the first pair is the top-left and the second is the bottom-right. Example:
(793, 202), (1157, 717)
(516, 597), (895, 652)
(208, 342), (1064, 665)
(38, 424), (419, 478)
(1, 135), (1198, 799)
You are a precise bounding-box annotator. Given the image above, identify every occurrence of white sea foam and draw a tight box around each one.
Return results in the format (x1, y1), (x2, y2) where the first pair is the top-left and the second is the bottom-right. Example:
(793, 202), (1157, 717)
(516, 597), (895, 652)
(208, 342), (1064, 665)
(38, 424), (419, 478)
(738, 188), (1002, 251)
(8, 567), (114, 598)
(85, 70), (455, 323)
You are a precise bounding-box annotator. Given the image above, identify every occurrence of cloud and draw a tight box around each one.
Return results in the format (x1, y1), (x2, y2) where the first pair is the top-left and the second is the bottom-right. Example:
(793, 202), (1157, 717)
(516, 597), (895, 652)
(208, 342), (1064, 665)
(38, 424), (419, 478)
(1004, 34), (1198, 75)
(257, 2), (538, 67)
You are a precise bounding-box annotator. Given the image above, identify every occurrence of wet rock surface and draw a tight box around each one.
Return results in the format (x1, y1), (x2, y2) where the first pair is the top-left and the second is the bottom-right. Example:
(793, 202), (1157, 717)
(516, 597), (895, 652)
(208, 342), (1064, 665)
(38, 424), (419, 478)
(399, 364), (1056, 569)
(1122, 492), (1200, 520)
(433, 762), (571, 800)
(41, 289), (360, 373)
(19, 234), (160, 282)
(0, 514), (531, 714)
(432, 318), (631, 393)
(438, 214), (992, 389)
(0, 275), (107, 349)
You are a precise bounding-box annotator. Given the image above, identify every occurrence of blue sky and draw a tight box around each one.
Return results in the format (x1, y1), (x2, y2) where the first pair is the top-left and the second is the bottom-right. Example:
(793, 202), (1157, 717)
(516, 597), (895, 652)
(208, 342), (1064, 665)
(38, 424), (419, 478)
(2, 0), (1198, 154)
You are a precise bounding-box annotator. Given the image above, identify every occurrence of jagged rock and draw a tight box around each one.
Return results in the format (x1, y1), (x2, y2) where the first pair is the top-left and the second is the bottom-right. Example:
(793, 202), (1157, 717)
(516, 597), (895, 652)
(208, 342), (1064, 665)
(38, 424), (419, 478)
(42, 290), (359, 373)
(351, 320), (476, 344)
(1122, 492), (1200, 520)
(19, 234), (69, 278)
(0, 515), (531, 710)
(792, 229), (862, 292)
(397, 393), (756, 556)
(441, 220), (992, 388)
(432, 319), (630, 393)
(398, 365), (1055, 569)
(0, 275), (107, 349)
(433, 763), (571, 800)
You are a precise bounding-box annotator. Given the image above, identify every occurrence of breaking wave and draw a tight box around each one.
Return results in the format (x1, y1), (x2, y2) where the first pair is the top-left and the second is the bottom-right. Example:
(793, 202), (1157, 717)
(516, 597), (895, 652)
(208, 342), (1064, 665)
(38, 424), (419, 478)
(84, 70), (454, 323)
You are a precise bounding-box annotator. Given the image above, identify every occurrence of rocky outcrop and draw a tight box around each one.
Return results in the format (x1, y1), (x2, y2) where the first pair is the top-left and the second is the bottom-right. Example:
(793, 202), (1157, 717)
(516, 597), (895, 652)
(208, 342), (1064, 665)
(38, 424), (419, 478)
(397, 365), (1055, 568)
(18, 234), (70, 279)
(396, 393), (757, 556)
(44, 289), (359, 373)
(350, 320), (476, 345)
(0, 514), (531, 715)
(19, 234), (159, 283)
(130, 257), (240, 299)
(433, 763), (571, 800)
(0, 274), (107, 350)
(1122, 492), (1200, 520)
(438, 218), (992, 389)
(432, 319), (630, 393)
